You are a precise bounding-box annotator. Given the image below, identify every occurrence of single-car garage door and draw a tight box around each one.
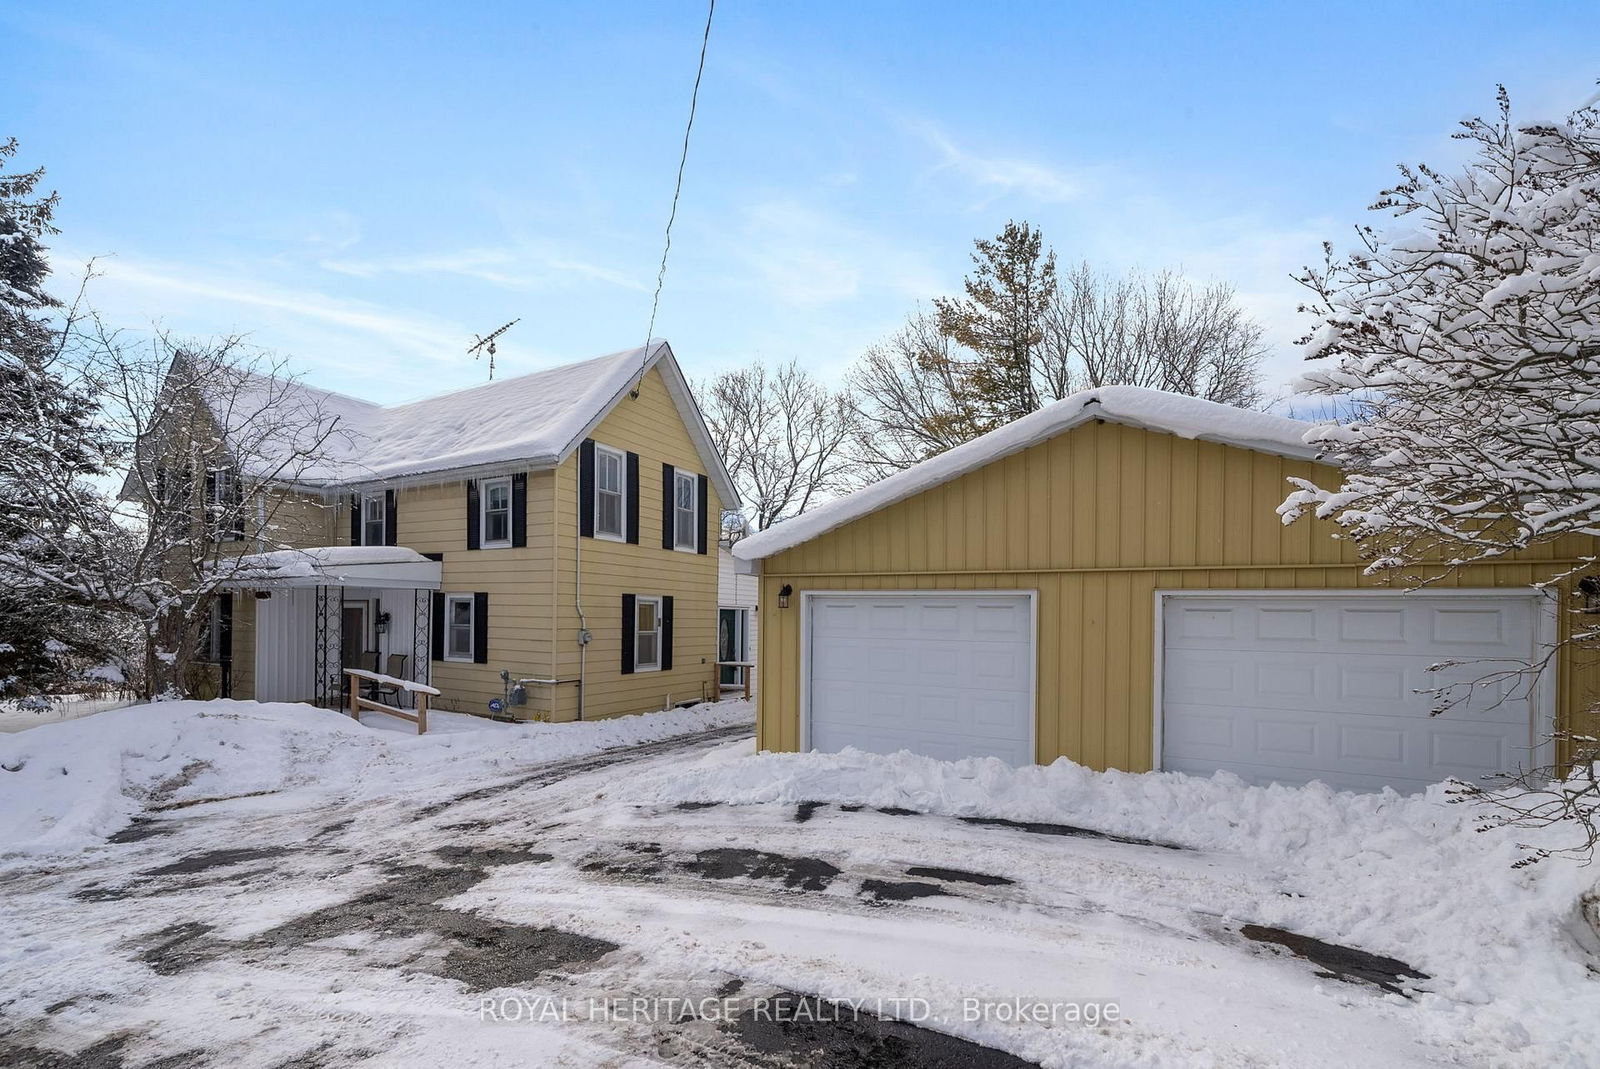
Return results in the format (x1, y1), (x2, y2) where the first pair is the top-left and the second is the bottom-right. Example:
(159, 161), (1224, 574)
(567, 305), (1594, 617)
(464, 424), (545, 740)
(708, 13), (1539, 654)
(807, 592), (1035, 764)
(1160, 593), (1548, 793)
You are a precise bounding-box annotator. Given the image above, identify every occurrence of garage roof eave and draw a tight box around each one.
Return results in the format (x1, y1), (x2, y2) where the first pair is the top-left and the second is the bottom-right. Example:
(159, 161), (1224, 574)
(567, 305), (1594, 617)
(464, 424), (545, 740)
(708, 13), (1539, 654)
(733, 387), (1320, 563)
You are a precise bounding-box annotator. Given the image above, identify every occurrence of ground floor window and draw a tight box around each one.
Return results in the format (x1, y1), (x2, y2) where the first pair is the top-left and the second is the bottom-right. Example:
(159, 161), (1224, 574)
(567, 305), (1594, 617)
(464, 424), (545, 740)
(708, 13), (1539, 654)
(445, 594), (475, 662)
(634, 595), (662, 671)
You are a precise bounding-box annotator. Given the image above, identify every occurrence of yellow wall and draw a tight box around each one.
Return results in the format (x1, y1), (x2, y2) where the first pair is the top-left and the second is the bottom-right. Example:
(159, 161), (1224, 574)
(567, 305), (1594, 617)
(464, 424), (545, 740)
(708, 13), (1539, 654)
(755, 420), (1600, 770)
(550, 368), (724, 721)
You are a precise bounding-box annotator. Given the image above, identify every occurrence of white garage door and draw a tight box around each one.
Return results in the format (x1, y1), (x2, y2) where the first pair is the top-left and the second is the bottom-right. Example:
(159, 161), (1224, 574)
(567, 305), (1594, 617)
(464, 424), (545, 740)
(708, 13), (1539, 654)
(807, 593), (1035, 764)
(1161, 594), (1547, 793)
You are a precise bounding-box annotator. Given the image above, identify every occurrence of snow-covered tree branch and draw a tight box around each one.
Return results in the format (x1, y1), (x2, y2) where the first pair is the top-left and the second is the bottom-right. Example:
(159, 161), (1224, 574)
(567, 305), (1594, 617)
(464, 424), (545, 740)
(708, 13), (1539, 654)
(1278, 87), (1600, 858)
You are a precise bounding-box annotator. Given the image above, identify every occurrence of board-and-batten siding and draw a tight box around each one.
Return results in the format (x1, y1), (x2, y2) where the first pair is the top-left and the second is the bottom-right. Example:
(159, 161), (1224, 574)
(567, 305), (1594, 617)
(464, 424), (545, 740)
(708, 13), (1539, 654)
(755, 419), (1600, 771)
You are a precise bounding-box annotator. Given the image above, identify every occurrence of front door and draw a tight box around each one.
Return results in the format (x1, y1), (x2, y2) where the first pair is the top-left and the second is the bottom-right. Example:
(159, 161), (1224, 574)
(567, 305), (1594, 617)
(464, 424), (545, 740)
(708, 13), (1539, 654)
(718, 608), (747, 686)
(341, 602), (370, 672)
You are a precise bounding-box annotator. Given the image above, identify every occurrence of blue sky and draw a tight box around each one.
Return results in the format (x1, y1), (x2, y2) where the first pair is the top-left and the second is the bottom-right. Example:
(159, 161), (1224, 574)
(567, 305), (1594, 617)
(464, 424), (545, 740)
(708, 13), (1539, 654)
(4, 1), (1596, 405)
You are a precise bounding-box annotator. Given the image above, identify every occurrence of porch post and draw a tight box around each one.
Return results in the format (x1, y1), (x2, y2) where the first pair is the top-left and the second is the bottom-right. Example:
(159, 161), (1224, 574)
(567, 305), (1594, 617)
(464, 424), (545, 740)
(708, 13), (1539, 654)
(413, 588), (431, 688)
(313, 584), (343, 708)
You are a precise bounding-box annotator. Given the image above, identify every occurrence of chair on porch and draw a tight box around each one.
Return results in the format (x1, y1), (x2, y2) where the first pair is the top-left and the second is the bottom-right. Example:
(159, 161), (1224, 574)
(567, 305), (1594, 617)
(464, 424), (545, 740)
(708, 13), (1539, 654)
(352, 650), (381, 701)
(374, 654), (409, 707)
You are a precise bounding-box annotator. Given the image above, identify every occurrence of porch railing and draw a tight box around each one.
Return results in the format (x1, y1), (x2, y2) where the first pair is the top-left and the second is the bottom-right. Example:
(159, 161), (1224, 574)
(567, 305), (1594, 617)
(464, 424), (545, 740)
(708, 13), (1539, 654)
(715, 661), (755, 701)
(343, 668), (440, 735)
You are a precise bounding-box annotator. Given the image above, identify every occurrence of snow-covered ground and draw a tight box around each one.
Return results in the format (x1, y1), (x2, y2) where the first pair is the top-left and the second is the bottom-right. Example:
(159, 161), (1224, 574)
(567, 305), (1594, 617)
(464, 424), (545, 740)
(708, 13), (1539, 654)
(1, 699), (1596, 1068)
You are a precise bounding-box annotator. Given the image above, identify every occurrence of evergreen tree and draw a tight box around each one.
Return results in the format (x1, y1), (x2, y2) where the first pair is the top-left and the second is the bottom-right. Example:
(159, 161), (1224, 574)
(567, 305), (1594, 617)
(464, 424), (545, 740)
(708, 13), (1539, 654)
(0, 138), (125, 701)
(933, 220), (1057, 428)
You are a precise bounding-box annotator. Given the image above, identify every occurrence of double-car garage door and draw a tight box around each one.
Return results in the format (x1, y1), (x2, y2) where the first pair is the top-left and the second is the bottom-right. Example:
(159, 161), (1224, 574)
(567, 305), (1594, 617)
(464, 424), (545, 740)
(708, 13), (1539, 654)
(804, 590), (1545, 792)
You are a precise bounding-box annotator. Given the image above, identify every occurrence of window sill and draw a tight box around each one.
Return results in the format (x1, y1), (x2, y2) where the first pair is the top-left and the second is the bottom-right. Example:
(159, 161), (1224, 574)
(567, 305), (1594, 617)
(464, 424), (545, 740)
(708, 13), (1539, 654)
(634, 663), (662, 673)
(594, 531), (626, 543)
(480, 540), (512, 550)
(442, 654), (475, 664)
(672, 543), (698, 554)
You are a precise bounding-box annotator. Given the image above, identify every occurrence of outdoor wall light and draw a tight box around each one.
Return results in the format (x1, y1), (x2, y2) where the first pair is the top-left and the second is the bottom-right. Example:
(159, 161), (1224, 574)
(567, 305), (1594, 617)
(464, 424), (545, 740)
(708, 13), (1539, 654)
(1579, 576), (1600, 614)
(778, 584), (792, 609)
(375, 610), (392, 634)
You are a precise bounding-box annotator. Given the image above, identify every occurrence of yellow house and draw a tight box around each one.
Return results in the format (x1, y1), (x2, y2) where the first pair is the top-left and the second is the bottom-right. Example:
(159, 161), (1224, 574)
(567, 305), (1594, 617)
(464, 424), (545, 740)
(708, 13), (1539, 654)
(733, 386), (1599, 793)
(206, 341), (739, 721)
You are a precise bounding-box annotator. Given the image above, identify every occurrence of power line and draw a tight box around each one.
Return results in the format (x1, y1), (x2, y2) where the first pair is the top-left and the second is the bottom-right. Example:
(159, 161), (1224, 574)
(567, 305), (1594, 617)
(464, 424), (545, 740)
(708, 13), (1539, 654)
(633, 0), (715, 397)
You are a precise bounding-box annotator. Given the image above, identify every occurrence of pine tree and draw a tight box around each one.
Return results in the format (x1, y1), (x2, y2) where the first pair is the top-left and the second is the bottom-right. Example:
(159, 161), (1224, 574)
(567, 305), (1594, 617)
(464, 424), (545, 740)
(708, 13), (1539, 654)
(933, 220), (1057, 428)
(0, 138), (126, 701)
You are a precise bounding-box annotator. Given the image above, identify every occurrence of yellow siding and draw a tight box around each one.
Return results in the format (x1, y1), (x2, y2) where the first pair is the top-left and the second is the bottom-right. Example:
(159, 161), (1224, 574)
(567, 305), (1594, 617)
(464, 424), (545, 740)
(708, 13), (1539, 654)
(550, 367), (723, 721)
(756, 420), (1600, 771)
(233, 366), (722, 722)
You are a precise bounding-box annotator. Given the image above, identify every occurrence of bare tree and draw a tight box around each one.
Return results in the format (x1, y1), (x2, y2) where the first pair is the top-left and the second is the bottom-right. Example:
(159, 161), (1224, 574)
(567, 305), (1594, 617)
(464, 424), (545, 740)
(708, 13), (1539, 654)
(699, 359), (860, 532)
(47, 323), (352, 699)
(847, 309), (991, 477)
(1041, 262), (1265, 407)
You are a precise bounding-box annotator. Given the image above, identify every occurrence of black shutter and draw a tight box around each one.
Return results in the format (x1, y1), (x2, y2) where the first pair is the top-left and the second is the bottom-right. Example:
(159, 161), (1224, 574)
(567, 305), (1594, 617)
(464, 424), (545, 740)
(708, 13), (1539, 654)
(626, 451), (640, 545)
(430, 591), (444, 662)
(661, 463), (676, 549)
(218, 593), (234, 698)
(472, 592), (489, 664)
(230, 472), (245, 540)
(349, 494), (361, 546)
(511, 472), (528, 548)
(661, 595), (673, 671)
(696, 474), (709, 554)
(203, 470), (216, 541)
(466, 480), (480, 550)
(384, 489), (397, 546)
(579, 439), (596, 538)
(621, 594), (636, 674)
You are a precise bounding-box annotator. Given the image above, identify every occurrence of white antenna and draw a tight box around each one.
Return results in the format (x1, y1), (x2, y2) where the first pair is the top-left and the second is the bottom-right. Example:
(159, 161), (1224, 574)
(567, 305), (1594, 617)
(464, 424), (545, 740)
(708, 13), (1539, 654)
(468, 318), (521, 380)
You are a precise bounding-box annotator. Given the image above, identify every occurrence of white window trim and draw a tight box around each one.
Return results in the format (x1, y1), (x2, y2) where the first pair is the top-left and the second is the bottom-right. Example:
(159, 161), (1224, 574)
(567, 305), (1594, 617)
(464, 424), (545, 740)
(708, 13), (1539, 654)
(673, 469), (699, 552)
(361, 492), (386, 547)
(480, 476), (512, 549)
(207, 468), (241, 541)
(634, 594), (663, 672)
(444, 593), (476, 663)
(594, 443), (627, 542)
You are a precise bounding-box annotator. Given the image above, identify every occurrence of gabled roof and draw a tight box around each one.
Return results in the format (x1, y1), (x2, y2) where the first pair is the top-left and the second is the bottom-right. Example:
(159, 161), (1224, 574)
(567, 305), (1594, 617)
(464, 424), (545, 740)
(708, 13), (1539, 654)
(734, 385), (1318, 562)
(204, 340), (740, 509)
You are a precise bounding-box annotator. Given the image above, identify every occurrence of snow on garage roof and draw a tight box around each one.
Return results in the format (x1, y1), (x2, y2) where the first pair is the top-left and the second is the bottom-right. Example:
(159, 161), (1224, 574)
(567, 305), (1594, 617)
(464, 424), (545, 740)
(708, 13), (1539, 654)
(734, 386), (1320, 562)
(205, 341), (739, 507)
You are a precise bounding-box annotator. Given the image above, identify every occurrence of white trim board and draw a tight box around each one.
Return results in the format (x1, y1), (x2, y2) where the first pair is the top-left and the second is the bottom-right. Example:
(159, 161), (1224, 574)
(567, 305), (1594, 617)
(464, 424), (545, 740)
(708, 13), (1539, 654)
(1150, 587), (1560, 782)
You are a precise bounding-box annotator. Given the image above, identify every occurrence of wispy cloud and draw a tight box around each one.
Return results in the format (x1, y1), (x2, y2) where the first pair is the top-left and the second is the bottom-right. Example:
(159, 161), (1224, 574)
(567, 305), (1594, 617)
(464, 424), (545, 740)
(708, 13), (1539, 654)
(905, 118), (1084, 206)
(731, 199), (943, 308)
(321, 246), (647, 293)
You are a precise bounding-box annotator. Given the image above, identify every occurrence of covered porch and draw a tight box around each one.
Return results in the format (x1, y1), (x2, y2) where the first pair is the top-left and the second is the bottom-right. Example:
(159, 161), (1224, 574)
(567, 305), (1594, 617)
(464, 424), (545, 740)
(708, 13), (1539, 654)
(221, 547), (441, 708)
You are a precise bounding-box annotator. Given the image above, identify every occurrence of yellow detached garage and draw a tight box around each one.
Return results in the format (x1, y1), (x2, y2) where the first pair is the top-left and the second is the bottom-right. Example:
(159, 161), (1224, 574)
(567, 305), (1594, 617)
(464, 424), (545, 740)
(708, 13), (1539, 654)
(732, 387), (1600, 792)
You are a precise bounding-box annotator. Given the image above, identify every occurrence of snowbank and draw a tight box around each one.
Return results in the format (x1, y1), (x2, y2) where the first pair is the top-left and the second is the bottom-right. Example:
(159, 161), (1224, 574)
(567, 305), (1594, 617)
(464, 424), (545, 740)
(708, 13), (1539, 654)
(0, 698), (751, 856)
(630, 747), (1600, 1063)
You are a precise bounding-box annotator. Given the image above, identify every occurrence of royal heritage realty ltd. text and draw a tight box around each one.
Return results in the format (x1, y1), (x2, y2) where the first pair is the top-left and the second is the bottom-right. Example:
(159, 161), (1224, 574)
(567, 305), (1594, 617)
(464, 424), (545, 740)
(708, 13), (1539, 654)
(480, 995), (1123, 1027)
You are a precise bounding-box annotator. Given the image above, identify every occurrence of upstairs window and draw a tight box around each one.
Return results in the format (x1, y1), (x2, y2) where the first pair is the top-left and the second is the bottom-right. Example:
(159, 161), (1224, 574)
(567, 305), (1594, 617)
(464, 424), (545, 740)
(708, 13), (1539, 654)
(361, 493), (386, 547)
(206, 467), (242, 541)
(673, 469), (698, 551)
(481, 477), (511, 548)
(595, 445), (625, 540)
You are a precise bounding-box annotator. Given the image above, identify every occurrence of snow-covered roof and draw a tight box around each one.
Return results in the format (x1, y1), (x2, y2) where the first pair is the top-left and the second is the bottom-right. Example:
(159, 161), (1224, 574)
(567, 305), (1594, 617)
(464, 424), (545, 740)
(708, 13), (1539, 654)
(220, 546), (442, 589)
(734, 386), (1320, 562)
(204, 341), (739, 508)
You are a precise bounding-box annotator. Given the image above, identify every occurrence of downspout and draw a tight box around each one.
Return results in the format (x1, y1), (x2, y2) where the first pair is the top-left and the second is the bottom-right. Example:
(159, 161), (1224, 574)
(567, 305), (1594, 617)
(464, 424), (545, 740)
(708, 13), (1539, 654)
(574, 498), (587, 721)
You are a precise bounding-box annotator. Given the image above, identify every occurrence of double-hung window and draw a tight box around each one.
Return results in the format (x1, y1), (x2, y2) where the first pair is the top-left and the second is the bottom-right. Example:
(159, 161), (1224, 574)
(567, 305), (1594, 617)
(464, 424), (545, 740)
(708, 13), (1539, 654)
(634, 595), (662, 671)
(207, 468), (239, 540)
(361, 493), (386, 547)
(594, 445), (626, 540)
(673, 469), (698, 551)
(481, 477), (511, 548)
(444, 594), (475, 662)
